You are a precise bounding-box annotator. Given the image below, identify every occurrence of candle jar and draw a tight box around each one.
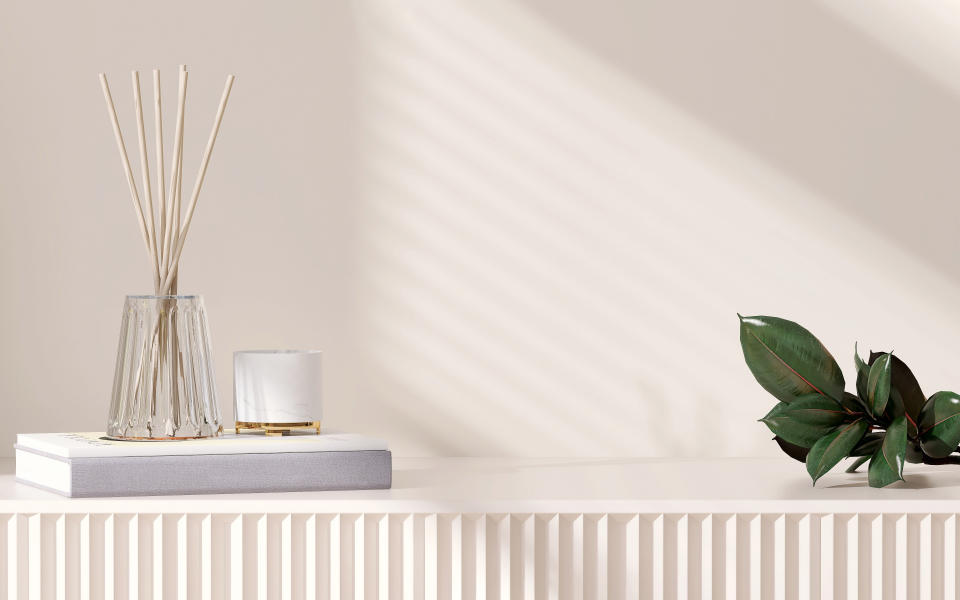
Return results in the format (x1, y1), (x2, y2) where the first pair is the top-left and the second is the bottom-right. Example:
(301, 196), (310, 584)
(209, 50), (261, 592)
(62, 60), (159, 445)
(234, 350), (323, 435)
(106, 295), (223, 439)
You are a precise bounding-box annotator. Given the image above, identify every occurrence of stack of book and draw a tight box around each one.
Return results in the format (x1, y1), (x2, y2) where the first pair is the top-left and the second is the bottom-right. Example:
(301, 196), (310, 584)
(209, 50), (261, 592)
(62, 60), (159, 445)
(15, 431), (391, 497)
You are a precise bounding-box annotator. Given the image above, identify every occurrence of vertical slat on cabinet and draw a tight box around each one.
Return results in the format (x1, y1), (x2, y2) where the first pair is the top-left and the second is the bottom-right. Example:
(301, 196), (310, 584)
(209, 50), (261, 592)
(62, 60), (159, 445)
(330, 515), (342, 600)
(123, 515), (136, 600)
(150, 515), (163, 600)
(54, 514), (65, 600)
(677, 514), (688, 600)
(379, 515), (390, 600)
(797, 515), (810, 600)
(28, 513), (41, 600)
(305, 515), (318, 600)
(932, 515), (945, 600)
(484, 516), (496, 600)
(919, 515), (932, 600)
(700, 515), (712, 600)
(772, 515), (785, 600)
(500, 515), (512, 600)
(867, 514), (880, 600)
(737, 515), (760, 600)
(945, 515), (956, 600)
(281, 515), (292, 600)
(625, 515), (640, 600)
(425, 514), (438, 600)
(522, 515), (535, 600)
(229, 516), (243, 600)
(354, 515), (365, 600)
(79, 515), (90, 600)
(451, 515), (463, 600)
(257, 515), (268, 600)
(844, 515), (858, 600)
(104, 515), (115, 600)
(403, 515), (415, 600)
(316, 515), (332, 600)
(438, 515), (453, 600)
(820, 514), (833, 600)
(895, 515), (907, 600)
(570, 515), (583, 600)
(473, 515), (485, 600)
(8, 515), (21, 600)
(178, 514), (189, 600)
(463, 515), (478, 600)
(606, 515), (624, 600)
(201, 514), (214, 600)
(719, 515), (735, 600)
(596, 515), (608, 600)
(546, 515), (559, 600)
(330, 515), (348, 600)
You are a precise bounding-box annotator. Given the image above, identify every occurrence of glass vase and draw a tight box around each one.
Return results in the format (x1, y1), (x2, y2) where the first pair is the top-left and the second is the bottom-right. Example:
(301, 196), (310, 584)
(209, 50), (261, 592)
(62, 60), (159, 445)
(107, 295), (223, 439)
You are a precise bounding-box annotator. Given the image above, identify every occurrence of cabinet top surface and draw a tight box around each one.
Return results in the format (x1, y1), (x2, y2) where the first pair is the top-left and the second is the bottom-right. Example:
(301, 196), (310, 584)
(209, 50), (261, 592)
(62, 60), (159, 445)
(5, 457), (960, 512)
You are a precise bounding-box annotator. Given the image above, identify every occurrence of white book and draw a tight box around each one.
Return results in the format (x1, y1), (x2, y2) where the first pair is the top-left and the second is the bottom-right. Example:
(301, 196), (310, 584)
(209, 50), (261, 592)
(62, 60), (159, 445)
(15, 431), (392, 497)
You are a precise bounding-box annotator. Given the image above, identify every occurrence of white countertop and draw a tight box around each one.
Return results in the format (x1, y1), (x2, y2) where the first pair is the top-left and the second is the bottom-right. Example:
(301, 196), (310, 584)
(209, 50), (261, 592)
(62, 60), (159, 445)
(6, 457), (960, 513)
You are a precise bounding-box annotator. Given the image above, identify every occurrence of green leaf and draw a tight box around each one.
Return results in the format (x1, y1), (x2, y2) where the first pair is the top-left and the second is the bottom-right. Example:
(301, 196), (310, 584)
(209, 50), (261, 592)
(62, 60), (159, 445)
(739, 315), (845, 403)
(773, 436), (809, 462)
(868, 449), (902, 487)
(854, 343), (869, 403)
(806, 420), (869, 485)
(868, 416), (907, 487)
(870, 352), (923, 438)
(881, 416), (907, 479)
(850, 432), (884, 456)
(867, 353), (892, 417)
(919, 391), (960, 458)
(845, 455), (870, 473)
(906, 441), (925, 463)
(841, 391), (867, 415)
(760, 395), (847, 447)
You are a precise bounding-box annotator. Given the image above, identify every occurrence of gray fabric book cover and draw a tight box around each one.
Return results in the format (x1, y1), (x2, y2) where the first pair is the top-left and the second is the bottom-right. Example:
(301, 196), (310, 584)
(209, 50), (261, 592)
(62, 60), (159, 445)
(15, 431), (392, 497)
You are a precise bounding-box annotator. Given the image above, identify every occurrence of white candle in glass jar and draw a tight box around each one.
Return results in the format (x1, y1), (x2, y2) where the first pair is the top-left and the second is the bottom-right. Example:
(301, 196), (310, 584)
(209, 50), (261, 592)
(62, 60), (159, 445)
(233, 350), (322, 431)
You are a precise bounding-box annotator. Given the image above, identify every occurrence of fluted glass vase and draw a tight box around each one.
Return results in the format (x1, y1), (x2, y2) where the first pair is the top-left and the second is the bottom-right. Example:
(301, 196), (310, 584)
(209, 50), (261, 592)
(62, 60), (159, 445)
(107, 295), (222, 439)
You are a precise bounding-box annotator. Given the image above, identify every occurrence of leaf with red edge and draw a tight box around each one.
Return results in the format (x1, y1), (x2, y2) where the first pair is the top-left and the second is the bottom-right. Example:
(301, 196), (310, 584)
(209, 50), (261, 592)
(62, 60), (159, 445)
(739, 315), (845, 404)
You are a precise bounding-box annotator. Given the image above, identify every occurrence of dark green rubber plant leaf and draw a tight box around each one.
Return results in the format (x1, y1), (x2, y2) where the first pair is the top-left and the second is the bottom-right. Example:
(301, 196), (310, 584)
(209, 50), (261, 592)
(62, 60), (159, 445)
(845, 455), (870, 473)
(883, 416), (908, 471)
(866, 353), (892, 417)
(760, 395), (847, 447)
(806, 420), (868, 485)
(841, 391), (867, 415)
(868, 450), (901, 488)
(919, 391), (960, 458)
(850, 432), (883, 456)
(868, 416), (907, 488)
(773, 436), (809, 462)
(870, 351), (923, 438)
(854, 344), (869, 403)
(739, 315), (845, 403)
(906, 441), (925, 463)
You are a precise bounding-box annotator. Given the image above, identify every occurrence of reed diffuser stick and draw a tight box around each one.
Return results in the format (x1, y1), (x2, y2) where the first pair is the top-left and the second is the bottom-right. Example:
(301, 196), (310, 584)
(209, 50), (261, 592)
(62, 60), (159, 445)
(98, 73), (153, 264)
(162, 68), (188, 282)
(131, 71), (160, 290)
(171, 65), (187, 289)
(160, 74), (235, 293)
(153, 70), (166, 268)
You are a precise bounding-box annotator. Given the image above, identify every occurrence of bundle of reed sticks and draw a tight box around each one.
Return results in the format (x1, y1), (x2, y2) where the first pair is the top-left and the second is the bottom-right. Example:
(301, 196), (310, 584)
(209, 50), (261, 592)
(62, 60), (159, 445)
(99, 66), (235, 295)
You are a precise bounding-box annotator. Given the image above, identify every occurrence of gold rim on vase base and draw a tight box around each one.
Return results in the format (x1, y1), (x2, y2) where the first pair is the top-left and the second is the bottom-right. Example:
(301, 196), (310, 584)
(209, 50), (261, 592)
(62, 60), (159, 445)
(235, 421), (322, 436)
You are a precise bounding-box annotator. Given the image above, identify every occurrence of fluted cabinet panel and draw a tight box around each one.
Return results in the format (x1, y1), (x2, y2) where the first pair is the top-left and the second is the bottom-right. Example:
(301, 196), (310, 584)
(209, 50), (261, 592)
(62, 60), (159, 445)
(2, 512), (960, 598)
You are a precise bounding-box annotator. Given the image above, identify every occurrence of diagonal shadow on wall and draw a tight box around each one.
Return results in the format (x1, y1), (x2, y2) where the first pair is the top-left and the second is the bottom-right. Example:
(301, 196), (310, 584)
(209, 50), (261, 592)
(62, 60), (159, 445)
(512, 0), (960, 278)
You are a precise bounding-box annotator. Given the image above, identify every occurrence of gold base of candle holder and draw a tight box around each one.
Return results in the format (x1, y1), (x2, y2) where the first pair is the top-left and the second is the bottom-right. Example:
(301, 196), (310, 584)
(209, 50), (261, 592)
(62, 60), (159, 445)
(235, 421), (321, 436)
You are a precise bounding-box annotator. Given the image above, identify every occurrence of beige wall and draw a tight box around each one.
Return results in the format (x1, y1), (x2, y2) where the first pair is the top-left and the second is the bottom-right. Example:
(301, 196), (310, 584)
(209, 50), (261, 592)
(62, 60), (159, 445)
(3, 0), (960, 457)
